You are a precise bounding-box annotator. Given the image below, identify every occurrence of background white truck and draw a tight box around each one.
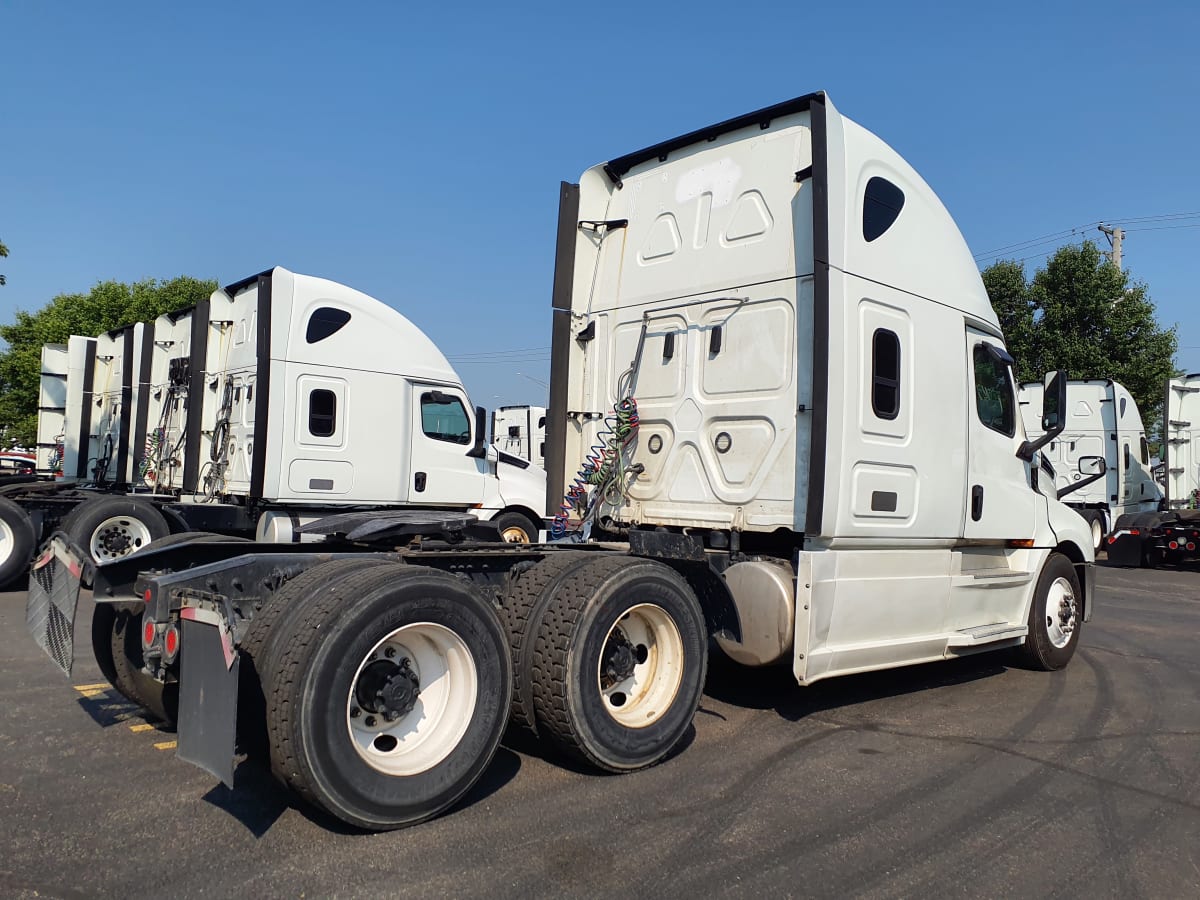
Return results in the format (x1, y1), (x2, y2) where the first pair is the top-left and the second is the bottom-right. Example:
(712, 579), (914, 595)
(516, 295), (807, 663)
(1108, 373), (1200, 566)
(0, 268), (545, 584)
(492, 404), (547, 468)
(1018, 379), (1161, 550)
(28, 91), (1094, 833)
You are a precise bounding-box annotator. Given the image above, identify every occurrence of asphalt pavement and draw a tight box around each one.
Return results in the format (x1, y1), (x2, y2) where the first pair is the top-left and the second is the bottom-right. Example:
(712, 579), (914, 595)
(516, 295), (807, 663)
(2, 561), (1199, 899)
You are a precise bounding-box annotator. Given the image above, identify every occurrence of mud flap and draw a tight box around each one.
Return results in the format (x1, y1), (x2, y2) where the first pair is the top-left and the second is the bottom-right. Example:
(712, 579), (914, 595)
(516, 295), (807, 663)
(177, 613), (240, 788)
(1106, 532), (1147, 567)
(26, 537), (89, 676)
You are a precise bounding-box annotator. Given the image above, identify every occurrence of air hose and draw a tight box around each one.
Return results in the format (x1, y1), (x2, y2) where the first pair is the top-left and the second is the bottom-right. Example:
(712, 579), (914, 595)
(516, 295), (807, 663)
(552, 396), (640, 537)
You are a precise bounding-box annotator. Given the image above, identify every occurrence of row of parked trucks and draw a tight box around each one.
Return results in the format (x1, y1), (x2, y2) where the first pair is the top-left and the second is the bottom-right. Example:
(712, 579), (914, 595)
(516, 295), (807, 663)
(27, 90), (1113, 831)
(0, 270), (549, 587)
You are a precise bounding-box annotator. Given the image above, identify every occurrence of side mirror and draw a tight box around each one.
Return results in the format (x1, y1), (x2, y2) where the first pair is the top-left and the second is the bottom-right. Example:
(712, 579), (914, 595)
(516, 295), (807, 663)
(466, 405), (488, 458)
(1018, 369), (1068, 461)
(1059, 453), (1108, 499)
(1042, 370), (1066, 432)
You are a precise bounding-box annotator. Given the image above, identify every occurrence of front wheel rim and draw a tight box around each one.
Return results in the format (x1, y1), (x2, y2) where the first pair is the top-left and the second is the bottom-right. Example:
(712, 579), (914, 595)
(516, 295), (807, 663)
(500, 524), (531, 543)
(90, 516), (153, 562)
(1045, 576), (1078, 649)
(345, 622), (478, 776)
(597, 603), (684, 728)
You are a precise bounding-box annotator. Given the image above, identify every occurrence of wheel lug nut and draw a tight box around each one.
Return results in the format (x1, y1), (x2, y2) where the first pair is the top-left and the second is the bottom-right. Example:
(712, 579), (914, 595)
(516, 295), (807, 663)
(385, 647), (396, 659)
(365, 715), (376, 727)
(350, 706), (361, 718)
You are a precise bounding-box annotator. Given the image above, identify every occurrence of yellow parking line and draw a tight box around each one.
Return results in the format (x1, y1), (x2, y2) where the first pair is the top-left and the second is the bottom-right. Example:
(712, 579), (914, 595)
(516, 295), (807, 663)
(154, 740), (177, 751)
(76, 689), (107, 699)
(129, 723), (155, 733)
(73, 683), (110, 692)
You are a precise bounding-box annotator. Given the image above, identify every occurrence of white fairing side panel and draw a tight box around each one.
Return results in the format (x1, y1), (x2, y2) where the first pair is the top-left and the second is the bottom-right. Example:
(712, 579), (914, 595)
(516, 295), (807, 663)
(59, 336), (93, 481)
(87, 328), (130, 484)
(37, 344), (68, 475)
(1165, 377), (1200, 508)
(142, 308), (193, 491)
(201, 285), (261, 498)
(1019, 380), (1160, 516)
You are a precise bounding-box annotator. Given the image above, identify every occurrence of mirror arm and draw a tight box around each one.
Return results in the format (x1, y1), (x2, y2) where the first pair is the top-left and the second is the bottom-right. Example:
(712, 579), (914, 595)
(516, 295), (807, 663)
(1018, 421), (1063, 462)
(1056, 469), (1106, 500)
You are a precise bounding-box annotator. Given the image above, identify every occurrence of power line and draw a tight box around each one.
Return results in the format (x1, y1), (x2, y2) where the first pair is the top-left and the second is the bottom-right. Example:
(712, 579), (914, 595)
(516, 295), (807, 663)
(975, 210), (1200, 265)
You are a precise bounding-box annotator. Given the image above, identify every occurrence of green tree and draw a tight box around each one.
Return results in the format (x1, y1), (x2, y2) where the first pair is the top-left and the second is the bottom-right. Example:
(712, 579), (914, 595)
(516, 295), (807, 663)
(0, 238), (8, 286)
(0, 276), (217, 446)
(982, 241), (1178, 436)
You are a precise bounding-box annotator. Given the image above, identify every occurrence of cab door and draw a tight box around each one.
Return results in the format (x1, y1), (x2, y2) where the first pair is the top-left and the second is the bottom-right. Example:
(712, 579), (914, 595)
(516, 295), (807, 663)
(963, 330), (1038, 540)
(407, 385), (485, 507)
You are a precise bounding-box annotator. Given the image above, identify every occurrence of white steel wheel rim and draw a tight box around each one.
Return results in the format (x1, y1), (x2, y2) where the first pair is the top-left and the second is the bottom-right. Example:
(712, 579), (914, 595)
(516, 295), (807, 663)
(0, 519), (14, 563)
(1045, 576), (1077, 649)
(500, 524), (531, 543)
(597, 603), (685, 728)
(1090, 518), (1103, 551)
(346, 622), (478, 776)
(90, 516), (154, 562)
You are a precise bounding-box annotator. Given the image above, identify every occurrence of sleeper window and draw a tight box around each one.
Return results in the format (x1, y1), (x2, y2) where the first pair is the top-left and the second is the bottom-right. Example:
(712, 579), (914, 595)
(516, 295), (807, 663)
(421, 393), (471, 445)
(309, 389), (336, 437)
(871, 328), (901, 420)
(973, 345), (1016, 437)
(863, 177), (905, 242)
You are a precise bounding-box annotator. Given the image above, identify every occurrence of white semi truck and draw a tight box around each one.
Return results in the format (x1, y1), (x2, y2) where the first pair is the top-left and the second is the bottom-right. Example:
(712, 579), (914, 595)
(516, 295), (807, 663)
(1018, 379), (1161, 550)
(1108, 373), (1200, 566)
(28, 91), (1094, 833)
(492, 404), (547, 468)
(0, 268), (546, 584)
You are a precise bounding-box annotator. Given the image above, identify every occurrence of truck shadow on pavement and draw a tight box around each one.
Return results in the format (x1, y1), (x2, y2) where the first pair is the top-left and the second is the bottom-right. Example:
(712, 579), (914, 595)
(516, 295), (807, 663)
(201, 747), (525, 837)
(700, 649), (1008, 723)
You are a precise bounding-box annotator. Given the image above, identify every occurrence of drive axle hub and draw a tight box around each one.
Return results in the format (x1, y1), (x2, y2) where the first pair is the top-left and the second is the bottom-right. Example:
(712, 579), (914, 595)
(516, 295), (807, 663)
(355, 658), (421, 722)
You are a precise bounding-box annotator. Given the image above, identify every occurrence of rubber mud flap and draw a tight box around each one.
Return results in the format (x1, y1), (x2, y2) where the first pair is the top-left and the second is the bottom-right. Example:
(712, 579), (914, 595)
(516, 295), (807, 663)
(26, 537), (88, 675)
(178, 617), (240, 787)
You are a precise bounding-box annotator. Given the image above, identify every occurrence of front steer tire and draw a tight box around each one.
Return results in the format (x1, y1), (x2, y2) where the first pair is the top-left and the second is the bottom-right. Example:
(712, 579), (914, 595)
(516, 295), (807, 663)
(264, 564), (511, 831)
(1016, 552), (1082, 671)
(529, 555), (707, 772)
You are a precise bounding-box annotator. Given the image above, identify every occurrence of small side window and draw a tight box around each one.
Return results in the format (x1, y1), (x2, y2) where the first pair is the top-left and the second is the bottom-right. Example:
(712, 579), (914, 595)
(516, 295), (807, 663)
(537, 415), (547, 429)
(1124, 444), (1131, 472)
(421, 393), (471, 445)
(863, 177), (905, 242)
(1119, 396), (1127, 418)
(871, 328), (901, 420)
(306, 307), (352, 343)
(1140, 436), (1150, 465)
(309, 389), (336, 437)
(973, 344), (1016, 437)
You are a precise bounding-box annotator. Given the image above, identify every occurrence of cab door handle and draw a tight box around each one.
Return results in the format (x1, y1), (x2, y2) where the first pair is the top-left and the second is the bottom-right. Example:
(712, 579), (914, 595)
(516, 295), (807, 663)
(971, 484), (984, 521)
(414, 472), (427, 492)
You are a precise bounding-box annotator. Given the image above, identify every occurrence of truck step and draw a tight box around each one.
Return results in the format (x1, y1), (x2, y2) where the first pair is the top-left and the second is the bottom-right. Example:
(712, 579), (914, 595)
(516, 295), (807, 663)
(947, 623), (1027, 646)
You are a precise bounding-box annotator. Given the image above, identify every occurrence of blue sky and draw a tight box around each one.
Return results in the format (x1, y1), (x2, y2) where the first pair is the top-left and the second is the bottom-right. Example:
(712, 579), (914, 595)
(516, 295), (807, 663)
(2, 0), (1198, 410)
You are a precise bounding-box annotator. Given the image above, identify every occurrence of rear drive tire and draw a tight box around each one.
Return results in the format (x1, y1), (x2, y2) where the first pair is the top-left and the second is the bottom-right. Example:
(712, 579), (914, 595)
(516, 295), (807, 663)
(238, 558), (392, 756)
(530, 555), (707, 772)
(0, 497), (36, 589)
(1016, 552), (1081, 671)
(495, 551), (593, 733)
(61, 496), (170, 564)
(110, 609), (178, 724)
(265, 565), (511, 830)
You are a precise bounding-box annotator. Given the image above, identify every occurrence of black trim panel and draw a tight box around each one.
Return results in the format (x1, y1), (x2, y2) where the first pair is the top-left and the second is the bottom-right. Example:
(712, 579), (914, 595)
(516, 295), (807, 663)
(115, 327), (135, 486)
(75, 342), (97, 480)
(804, 94), (830, 536)
(250, 273), (273, 499)
(131, 321), (155, 488)
(545, 182), (580, 517)
(182, 296), (211, 493)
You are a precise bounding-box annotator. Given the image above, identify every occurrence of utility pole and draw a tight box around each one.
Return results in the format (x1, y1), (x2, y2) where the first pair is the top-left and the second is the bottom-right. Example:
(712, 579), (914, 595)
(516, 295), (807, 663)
(1098, 223), (1124, 270)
